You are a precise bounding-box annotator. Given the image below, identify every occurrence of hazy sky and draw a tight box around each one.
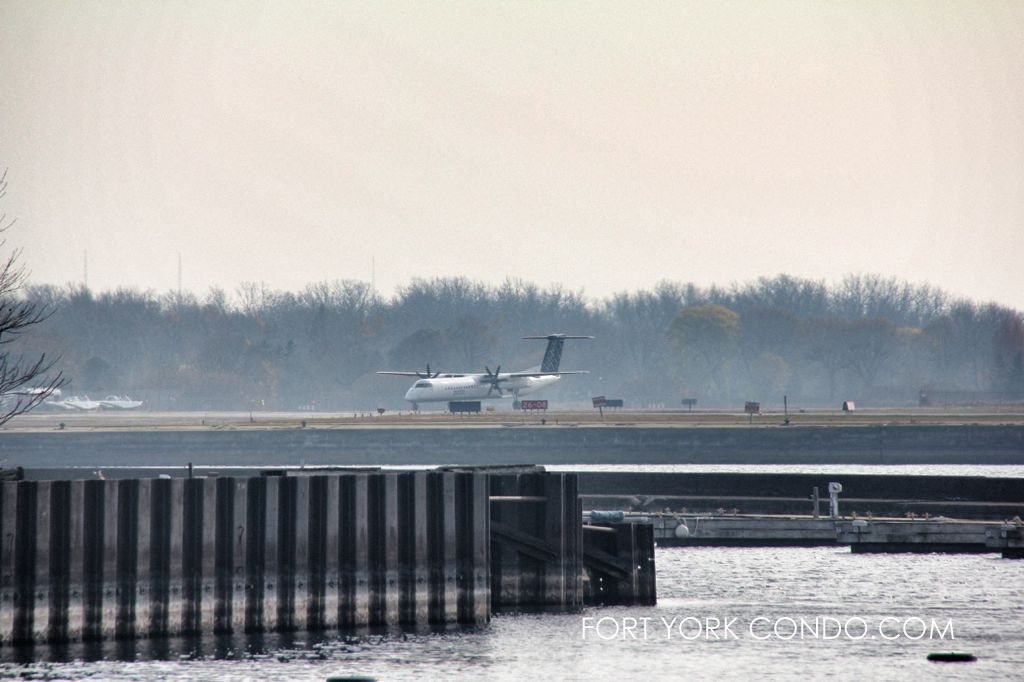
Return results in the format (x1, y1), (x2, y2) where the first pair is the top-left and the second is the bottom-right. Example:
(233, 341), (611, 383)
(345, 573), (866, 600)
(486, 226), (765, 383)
(2, 1), (1022, 308)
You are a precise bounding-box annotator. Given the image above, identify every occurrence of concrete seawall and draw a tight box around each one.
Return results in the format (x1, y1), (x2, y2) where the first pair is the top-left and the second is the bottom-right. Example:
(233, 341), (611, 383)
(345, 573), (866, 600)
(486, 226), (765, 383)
(3, 424), (1024, 466)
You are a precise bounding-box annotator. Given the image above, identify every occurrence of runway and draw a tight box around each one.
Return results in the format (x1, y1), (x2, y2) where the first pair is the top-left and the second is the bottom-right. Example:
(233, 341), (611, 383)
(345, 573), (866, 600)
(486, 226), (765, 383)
(7, 405), (1024, 432)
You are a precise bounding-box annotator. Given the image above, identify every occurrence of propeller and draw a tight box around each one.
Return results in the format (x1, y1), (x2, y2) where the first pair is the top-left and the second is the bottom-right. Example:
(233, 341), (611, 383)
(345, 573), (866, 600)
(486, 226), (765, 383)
(415, 364), (441, 379)
(483, 365), (503, 396)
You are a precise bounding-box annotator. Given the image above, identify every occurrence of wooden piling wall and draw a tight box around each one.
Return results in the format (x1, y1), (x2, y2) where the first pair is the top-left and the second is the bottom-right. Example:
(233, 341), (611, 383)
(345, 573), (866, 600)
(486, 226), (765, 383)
(0, 471), (490, 646)
(489, 472), (584, 612)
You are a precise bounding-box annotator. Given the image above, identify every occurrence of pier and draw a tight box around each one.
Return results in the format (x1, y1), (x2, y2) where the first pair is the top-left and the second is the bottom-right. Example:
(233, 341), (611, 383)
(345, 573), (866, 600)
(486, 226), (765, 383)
(0, 468), (656, 647)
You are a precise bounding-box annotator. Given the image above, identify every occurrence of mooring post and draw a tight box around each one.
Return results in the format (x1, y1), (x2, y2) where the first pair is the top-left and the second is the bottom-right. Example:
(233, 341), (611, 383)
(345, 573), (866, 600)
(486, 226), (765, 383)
(828, 482), (842, 519)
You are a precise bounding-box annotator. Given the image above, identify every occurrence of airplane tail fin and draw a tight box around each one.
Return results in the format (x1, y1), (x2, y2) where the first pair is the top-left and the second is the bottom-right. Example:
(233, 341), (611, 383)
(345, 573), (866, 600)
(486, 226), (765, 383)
(522, 334), (593, 373)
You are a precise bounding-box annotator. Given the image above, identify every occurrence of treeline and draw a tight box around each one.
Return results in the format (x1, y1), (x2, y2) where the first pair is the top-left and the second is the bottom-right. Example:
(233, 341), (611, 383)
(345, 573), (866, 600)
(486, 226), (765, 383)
(15, 274), (1024, 410)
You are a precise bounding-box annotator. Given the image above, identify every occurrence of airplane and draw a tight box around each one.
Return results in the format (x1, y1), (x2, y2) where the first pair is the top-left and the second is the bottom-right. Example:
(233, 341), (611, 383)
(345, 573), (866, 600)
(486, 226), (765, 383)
(1, 387), (61, 408)
(0, 387), (63, 416)
(378, 334), (592, 410)
(48, 395), (101, 411)
(98, 395), (144, 410)
(46, 394), (143, 410)
(2, 387), (60, 399)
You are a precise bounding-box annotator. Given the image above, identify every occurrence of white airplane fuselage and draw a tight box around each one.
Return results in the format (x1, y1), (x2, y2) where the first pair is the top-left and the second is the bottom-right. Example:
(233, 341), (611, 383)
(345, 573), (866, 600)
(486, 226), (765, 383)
(381, 333), (592, 407)
(404, 374), (560, 404)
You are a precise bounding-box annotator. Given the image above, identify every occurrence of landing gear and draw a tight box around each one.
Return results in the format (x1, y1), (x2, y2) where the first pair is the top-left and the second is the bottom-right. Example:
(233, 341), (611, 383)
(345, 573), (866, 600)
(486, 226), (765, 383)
(512, 391), (521, 410)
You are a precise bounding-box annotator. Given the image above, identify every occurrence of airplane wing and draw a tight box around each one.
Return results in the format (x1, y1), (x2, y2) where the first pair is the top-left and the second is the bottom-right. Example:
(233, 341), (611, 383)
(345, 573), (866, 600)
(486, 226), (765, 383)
(502, 371), (589, 378)
(376, 371), (468, 377)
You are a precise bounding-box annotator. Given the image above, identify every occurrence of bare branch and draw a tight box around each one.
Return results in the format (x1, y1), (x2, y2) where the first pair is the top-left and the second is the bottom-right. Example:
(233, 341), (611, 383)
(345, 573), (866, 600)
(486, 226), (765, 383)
(0, 167), (66, 425)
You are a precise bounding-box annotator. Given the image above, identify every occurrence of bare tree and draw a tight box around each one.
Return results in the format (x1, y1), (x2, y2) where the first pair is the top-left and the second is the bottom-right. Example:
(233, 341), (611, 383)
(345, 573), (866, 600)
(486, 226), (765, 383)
(0, 169), (65, 424)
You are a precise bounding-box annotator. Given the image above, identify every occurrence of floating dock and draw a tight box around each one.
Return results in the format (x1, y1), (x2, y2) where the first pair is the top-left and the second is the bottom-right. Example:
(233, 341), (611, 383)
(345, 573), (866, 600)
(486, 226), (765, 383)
(837, 518), (997, 554)
(617, 512), (1024, 558)
(578, 471), (1024, 521)
(985, 524), (1024, 558)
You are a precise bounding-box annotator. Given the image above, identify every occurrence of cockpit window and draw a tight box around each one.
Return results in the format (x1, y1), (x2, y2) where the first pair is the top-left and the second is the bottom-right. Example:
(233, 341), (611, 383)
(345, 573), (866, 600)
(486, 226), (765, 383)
(414, 380), (432, 388)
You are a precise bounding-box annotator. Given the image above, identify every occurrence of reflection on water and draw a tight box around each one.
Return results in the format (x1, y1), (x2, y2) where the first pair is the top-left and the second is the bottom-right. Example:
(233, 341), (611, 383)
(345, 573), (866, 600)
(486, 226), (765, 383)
(2, 623), (476, 666)
(3, 547), (1022, 680)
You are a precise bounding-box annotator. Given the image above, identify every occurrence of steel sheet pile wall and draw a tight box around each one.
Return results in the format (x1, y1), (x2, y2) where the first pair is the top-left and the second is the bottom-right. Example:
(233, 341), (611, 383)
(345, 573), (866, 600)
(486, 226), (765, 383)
(489, 472), (583, 612)
(0, 471), (489, 645)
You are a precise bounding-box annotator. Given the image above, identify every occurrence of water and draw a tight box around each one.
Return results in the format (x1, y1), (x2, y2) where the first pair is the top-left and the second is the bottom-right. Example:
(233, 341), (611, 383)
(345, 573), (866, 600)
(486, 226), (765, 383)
(3, 547), (1021, 680)
(47, 463), (1024, 478)
(547, 463), (1024, 477)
